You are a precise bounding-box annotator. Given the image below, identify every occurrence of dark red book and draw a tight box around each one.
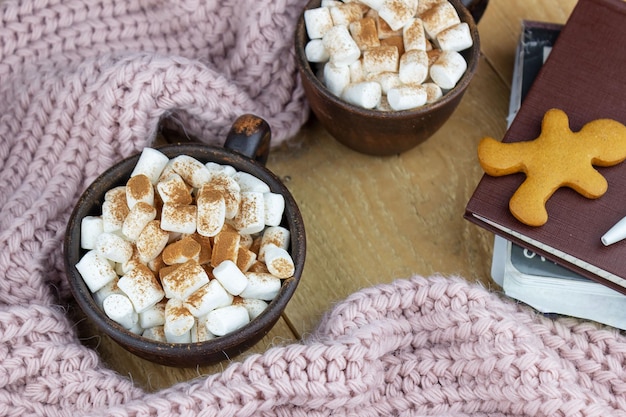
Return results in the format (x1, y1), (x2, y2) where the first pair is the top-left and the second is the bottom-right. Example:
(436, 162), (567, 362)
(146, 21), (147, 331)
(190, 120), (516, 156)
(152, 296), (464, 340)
(464, 0), (626, 295)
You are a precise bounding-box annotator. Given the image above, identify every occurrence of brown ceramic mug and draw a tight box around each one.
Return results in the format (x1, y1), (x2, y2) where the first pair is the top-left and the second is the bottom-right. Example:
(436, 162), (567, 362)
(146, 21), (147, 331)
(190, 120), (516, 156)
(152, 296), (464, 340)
(64, 114), (306, 367)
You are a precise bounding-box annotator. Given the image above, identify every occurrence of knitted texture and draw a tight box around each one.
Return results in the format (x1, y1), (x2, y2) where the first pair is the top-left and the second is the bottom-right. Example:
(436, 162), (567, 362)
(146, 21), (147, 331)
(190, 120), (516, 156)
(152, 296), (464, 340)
(2, 0), (626, 416)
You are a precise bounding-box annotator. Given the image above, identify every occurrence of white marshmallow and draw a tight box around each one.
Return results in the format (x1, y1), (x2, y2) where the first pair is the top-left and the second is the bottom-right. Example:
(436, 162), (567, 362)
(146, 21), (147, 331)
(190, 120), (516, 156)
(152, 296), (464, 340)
(161, 260), (210, 300)
(162, 235), (201, 265)
(342, 81), (382, 109)
(142, 325), (167, 342)
(160, 203), (197, 234)
(232, 192), (265, 235)
(349, 59), (366, 83)
(156, 173), (192, 205)
(435, 22), (473, 51)
(117, 264), (165, 313)
(362, 45), (399, 74)
(94, 232), (134, 264)
(135, 220), (170, 264)
(323, 25), (361, 67)
(417, 0), (444, 15)
(205, 305), (250, 337)
(263, 192), (285, 227)
(420, 1), (460, 39)
(259, 226), (291, 262)
(75, 250), (117, 293)
(304, 7), (334, 39)
(212, 259), (249, 296)
(429, 50), (467, 89)
(403, 18), (427, 51)
(305, 39), (330, 63)
(398, 49), (429, 84)
(164, 298), (194, 343)
(423, 82), (443, 103)
(183, 279), (234, 317)
(101, 198), (128, 233)
(170, 155), (212, 189)
(233, 171), (270, 193)
(349, 17), (380, 52)
(196, 188), (226, 237)
(127, 322), (144, 335)
(102, 293), (138, 329)
(93, 276), (121, 309)
(139, 301), (166, 329)
(80, 216), (104, 250)
(130, 147), (170, 185)
(329, 3), (363, 26)
(125, 174), (154, 209)
(387, 84), (428, 110)
(205, 173), (241, 219)
(359, 0), (386, 11)
(366, 71), (401, 94)
(373, 11), (402, 39)
(236, 298), (269, 320)
(323, 62), (351, 96)
(240, 272), (282, 300)
(122, 202), (157, 241)
(263, 246), (296, 279)
(378, 0), (415, 31)
(205, 162), (237, 177)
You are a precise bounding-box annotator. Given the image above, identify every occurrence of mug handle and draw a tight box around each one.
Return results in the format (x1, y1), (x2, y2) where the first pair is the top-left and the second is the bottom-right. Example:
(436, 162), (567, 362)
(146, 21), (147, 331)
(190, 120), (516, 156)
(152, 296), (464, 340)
(224, 114), (272, 165)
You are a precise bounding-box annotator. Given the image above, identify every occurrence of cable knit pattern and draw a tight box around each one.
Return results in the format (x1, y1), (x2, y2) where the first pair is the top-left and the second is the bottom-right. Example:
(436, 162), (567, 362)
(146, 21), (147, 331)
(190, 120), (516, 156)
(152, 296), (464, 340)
(2, 0), (626, 416)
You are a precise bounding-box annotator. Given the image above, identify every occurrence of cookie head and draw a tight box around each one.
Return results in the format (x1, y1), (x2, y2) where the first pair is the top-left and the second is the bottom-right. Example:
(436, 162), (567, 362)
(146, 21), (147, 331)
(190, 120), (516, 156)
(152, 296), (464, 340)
(478, 108), (626, 226)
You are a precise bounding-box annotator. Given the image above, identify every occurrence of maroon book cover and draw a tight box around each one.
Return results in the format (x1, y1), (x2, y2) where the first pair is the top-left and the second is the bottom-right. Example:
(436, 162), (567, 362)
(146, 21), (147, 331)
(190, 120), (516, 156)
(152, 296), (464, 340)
(464, 0), (626, 295)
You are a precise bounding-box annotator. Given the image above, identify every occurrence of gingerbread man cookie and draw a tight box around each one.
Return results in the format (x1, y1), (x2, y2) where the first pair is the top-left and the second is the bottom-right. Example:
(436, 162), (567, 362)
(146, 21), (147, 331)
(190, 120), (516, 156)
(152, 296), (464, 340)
(478, 108), (626, 226)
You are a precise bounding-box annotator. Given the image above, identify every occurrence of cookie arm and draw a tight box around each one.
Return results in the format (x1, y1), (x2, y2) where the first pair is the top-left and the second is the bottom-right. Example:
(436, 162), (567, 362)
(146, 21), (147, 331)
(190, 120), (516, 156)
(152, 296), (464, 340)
(477, 137), (526, 176)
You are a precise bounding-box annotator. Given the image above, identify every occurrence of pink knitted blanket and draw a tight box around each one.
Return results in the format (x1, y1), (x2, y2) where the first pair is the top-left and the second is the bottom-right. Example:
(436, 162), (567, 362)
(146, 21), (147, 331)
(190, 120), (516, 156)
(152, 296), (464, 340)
(2, 0), (626, 415)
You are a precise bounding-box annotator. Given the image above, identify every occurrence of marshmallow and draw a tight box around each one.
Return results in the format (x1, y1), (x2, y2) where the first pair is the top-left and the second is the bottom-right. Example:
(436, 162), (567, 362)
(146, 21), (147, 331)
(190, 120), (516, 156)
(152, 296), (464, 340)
(373, 11), (402, 39)
(207, 174), (241, 219)
(156, 173), (193, 205)
(130, 147), (169, 185)
(237, 246), (257, 272)
(235, 298), (269, 320)
(213, 259), (249, 296)
(80, 216), (104, 250)
(359, 0), (385, 11)
(205, 305), (250, 337)
(342, 81), (382, 109)
(94, 232), (134, 264)
(162, 235), (201, 265)
(240, 272), (282, 300)
(435, 22), (473, 51)
(117, 264), (165, 313)
(349, 17), (381, 51)
(329, 3), (364, 26)
(135, 220), (170, 264)
(423, 82), (443, 103)
(122, 201), (157, 241)
(420, 1), (460, 39)
(323, 62), (351, 96)
(380, 35), (405, 56)
(196, 187), (226, 238)
(403, 18), (427, 51)
(362, 45), (399, 74)
(387, 84), (428, 110)
(125, 174), (154, 209)
(304, 7), (334, 39)
(93, 276), (121, 309)
(102, 293), (138, 329)
(429, 50), (467, 89)
(75, 250), (117, 292)
(349, 59), (366, 83)
(263, 192), (285, 227)
(398, 49), (429, 84)
(183, 279), (234, 317)
(142, 326), (167, 342)
(193, 316), (217, 342)
(170, 155), (212, 189)
(417, 0), (444, 15)
(234, 172), (270, 194)
(378, 0), (415, 31)
(263, 246), (296, 279)
(259, 226), (290, 262)
(161, 259), (210, 300)
(139, 300), (166, 329)
(160, 203), (197, 234)
(188, 232), (213, 265)
(102, 191), (129, 233)
(164, 298), (194, 343)
(211, 226), (241, 266)
(305, 39), (331, 63)
(205, 162), (237, 177)
(366, 71), (402, 94)
(323, 25), (361, 67)
(232, 191), (265, 234)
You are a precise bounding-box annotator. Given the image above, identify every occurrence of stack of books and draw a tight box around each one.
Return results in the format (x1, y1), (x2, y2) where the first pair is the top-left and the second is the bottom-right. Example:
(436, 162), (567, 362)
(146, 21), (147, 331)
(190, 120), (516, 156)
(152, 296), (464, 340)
(465, 0), (626, 330)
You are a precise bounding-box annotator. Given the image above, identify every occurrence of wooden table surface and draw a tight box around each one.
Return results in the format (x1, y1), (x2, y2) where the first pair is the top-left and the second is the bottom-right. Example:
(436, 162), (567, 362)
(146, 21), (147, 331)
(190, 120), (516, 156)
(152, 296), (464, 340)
(77, 0), (578, 391)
